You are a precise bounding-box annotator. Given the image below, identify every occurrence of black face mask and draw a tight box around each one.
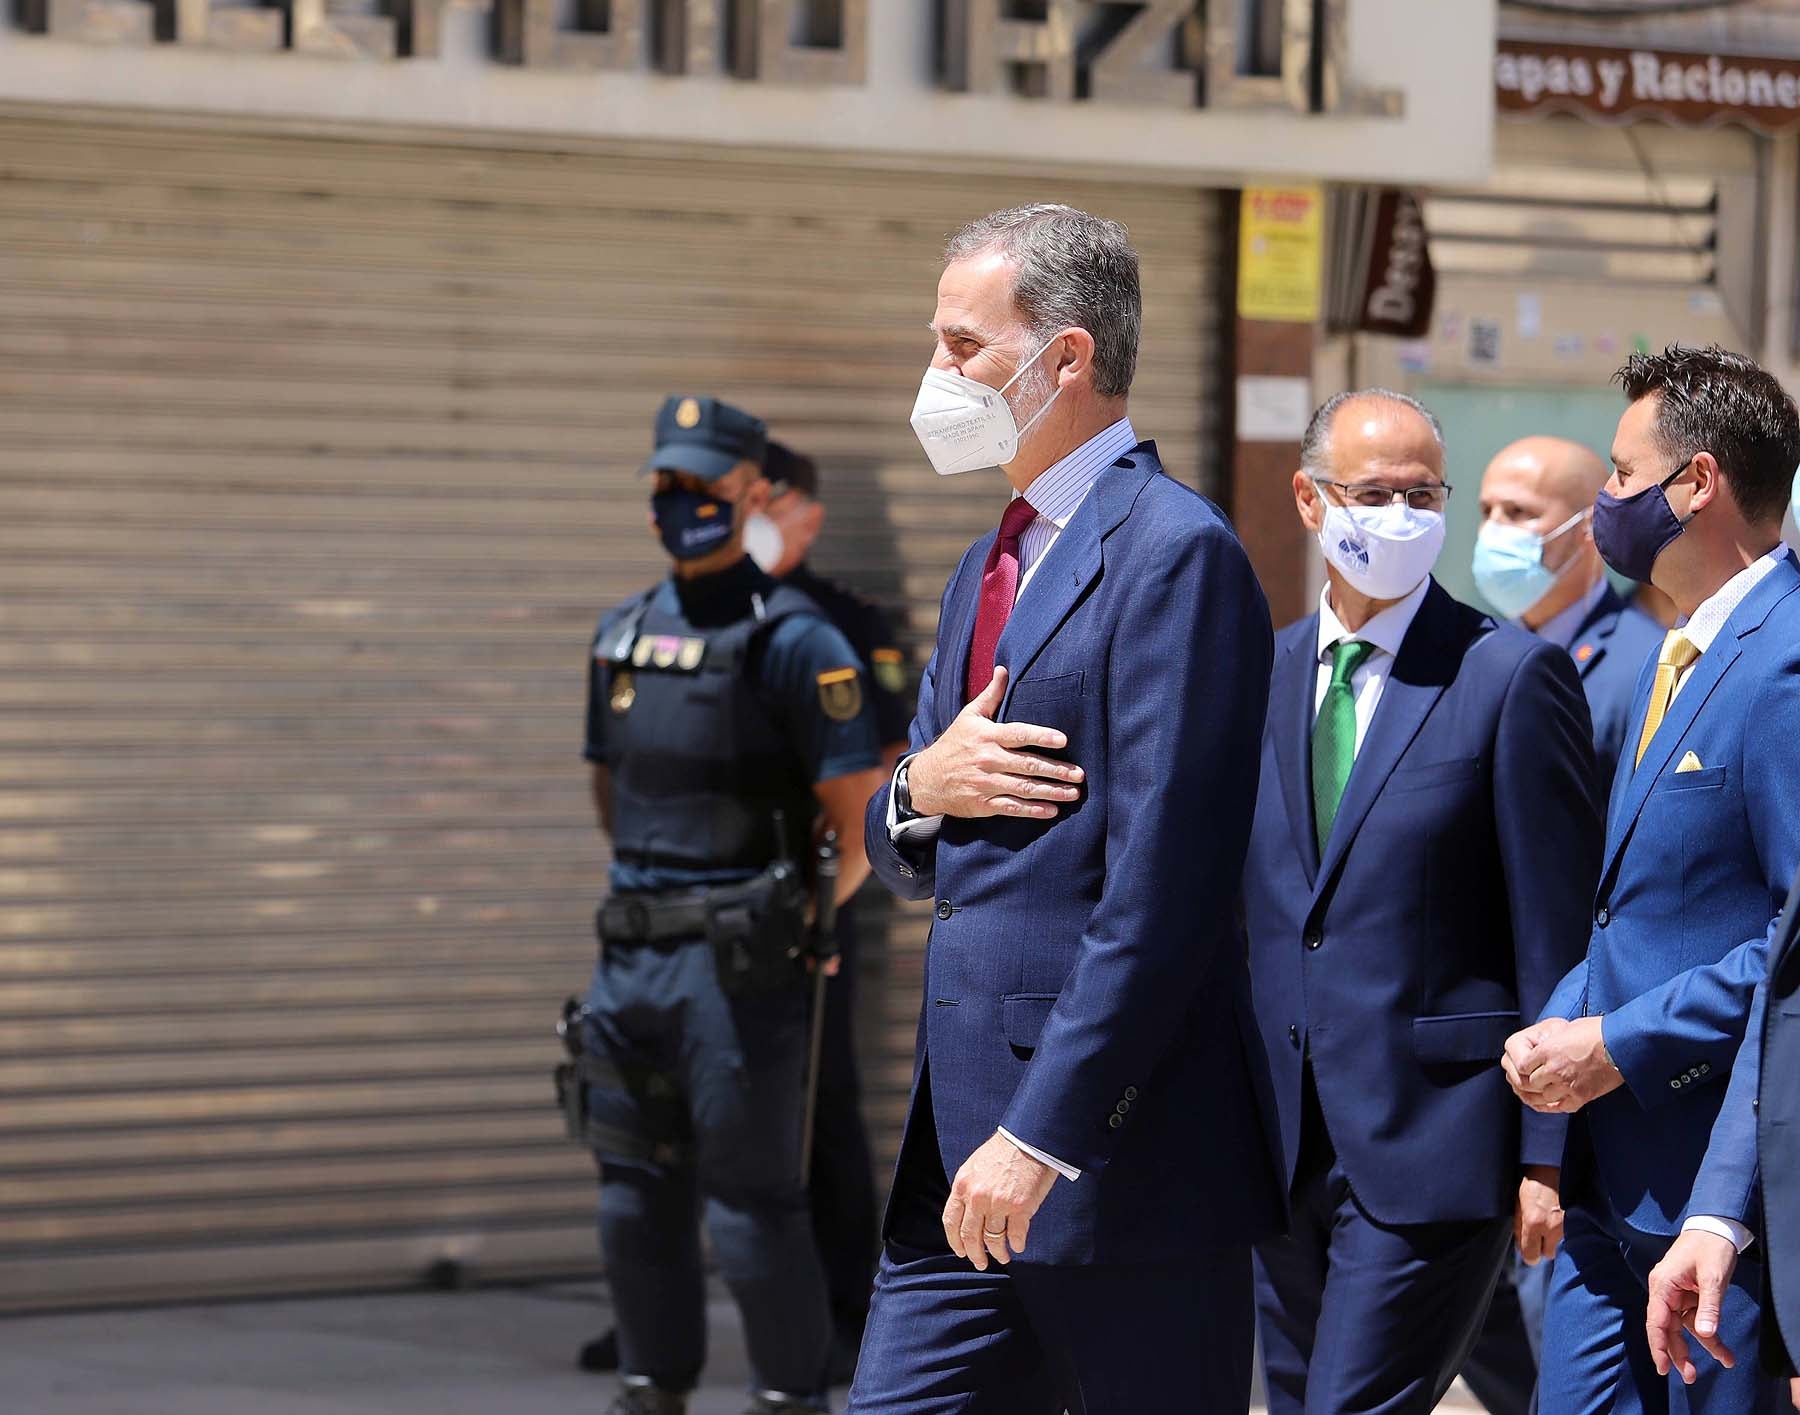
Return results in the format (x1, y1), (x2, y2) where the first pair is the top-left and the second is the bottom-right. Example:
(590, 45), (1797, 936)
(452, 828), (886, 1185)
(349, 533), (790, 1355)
(652, 486), (736, 562)
(1591, 460), (1695, 584)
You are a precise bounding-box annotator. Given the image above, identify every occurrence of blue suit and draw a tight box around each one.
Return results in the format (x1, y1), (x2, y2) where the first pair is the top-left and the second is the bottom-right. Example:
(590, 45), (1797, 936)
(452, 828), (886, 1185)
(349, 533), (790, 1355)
(1691, 859), (1800, 1379)
(1242, 580), (1601, 1415)
(1537, 551), (1800, 1415)
(848, 444), (1285, 1415)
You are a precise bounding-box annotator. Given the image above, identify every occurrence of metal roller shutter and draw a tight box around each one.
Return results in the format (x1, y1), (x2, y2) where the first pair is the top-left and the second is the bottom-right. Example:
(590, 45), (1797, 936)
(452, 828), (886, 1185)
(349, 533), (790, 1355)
(0, 108), (1224, 1310)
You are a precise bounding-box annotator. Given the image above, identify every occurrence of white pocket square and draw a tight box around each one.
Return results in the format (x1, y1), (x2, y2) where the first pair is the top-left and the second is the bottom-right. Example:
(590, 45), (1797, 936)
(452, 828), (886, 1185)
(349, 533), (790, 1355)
(1675, 751), (1705, 773)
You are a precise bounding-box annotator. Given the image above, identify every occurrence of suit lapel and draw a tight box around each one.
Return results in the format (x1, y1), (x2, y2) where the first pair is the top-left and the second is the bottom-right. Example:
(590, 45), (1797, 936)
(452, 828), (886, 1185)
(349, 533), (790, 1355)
(994, 525), (1102, 708)
(1571, 588), (1624, 679)
(1602, 556), (1800, 882)
(995, 452), (1156, 716)
(1269, 628), (1321, 884)
(1313, 582), (1461, 899)
(935, 532), (992, 732)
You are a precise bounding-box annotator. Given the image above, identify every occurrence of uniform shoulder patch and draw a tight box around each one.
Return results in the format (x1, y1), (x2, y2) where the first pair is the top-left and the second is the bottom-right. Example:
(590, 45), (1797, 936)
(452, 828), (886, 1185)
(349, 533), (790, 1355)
(870, 647), (906, 694)
(816, 666), (864, 722)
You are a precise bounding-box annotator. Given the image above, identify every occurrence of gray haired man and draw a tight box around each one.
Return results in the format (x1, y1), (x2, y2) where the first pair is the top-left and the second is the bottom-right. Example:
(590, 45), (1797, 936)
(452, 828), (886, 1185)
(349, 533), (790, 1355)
(849, 206), (1284, 1413)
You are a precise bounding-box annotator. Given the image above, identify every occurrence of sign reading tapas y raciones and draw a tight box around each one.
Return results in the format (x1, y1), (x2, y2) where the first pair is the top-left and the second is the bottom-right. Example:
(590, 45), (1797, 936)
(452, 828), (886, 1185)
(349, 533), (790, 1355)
(1497, 35), (1800, 132)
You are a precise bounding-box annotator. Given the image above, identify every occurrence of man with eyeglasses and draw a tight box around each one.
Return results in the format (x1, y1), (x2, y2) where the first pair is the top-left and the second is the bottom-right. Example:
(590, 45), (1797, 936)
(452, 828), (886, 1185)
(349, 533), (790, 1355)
(1241, 389), (1602, 1415)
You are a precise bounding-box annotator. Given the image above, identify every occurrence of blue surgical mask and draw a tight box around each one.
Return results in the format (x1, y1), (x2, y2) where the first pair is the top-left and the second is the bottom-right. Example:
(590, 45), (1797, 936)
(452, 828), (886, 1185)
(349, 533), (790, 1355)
(1471, 508), (1589, 620)
(652, 486), (736, 561)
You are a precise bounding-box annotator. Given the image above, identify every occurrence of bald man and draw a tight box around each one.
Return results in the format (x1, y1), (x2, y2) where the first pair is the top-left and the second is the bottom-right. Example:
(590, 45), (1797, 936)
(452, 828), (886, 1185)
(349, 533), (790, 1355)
(1473, 437), (1666, 800)
(1457, 438), (1664, 1415)
(1242, 392), (1601, 1415)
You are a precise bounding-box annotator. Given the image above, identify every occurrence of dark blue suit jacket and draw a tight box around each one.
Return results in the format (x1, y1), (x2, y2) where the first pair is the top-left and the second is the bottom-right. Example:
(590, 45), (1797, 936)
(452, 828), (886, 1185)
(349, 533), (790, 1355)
(1242, 580), (1601, 1226)
(1693, 858), (1800, 1369)
(863, 443), (1287, 1266)
(1558, 552), (1800, 1237)
(1570, 585), (1667, 800)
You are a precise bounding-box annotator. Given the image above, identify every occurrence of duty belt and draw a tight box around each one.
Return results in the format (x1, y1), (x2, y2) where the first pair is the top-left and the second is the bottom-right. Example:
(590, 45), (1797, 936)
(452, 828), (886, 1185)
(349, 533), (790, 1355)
(597, 877), (771, 948)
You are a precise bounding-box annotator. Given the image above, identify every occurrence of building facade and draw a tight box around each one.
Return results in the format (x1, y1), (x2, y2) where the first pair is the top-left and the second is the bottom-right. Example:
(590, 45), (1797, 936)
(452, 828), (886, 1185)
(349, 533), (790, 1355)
(0, 1), (1493, 1308)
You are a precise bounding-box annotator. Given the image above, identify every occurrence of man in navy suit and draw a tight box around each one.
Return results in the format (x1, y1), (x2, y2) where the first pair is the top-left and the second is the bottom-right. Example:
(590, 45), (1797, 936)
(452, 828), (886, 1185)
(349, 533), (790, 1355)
(1645, 858), (1800, 1413)
(1242, 390), (1601, 1415)
(1503, 345), (1800, 1415)
(1461, 435), (1666, 1415)
(850, 205), (1284, 1414)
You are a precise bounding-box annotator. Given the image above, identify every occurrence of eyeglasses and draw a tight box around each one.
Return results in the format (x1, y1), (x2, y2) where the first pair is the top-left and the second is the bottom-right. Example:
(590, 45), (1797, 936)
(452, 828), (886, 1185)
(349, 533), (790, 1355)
(1311, 477), (1452, 513)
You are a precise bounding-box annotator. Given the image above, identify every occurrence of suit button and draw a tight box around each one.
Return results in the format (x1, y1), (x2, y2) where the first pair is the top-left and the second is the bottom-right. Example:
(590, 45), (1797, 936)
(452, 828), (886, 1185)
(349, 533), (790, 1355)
(1700, 1063), (1712, 1075)
(936, 900), (952, 920)
(1124, 1087), (1139, 1102)
(1108, 1113), (1123, 1130)
(1289, 1024), (1300, 1048)
(1596, 906), (1611, 928)
(1755, 1097), (1762, 1113)
(899, 865), (914, 879)
(1116, 1100), (1131, 1115)
(1671, 1078), (1683, 1089)
(1304, 929), (1322, 951)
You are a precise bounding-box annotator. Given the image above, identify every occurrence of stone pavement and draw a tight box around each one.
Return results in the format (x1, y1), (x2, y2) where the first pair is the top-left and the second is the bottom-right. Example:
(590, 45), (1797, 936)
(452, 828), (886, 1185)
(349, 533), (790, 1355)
(0, 1279), (1484, 1413)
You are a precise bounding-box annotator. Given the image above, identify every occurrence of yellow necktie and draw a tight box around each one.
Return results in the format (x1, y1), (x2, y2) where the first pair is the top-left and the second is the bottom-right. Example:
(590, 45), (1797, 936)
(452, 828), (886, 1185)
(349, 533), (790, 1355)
(1634, 629), (1702, 768)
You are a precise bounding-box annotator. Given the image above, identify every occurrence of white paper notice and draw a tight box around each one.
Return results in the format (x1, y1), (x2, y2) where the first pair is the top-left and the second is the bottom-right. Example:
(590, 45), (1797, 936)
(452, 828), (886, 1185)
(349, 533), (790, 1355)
(1236, 375), (1313, 443)
(1517, 293), (1543, 341)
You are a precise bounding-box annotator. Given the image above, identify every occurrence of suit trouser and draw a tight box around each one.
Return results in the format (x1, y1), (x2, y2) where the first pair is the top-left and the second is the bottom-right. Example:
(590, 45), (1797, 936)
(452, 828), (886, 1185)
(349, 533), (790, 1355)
(1537, 1196), (1782, 1415)
(1462, 1249), (1553, 1415)
(847, 1241), (1254, 1415)
(1254, 1073), (1513, 1415)
(807, 903), (879, 1340)
(847, 1067), (1255, 1415)
(584, 939), (831, 1397)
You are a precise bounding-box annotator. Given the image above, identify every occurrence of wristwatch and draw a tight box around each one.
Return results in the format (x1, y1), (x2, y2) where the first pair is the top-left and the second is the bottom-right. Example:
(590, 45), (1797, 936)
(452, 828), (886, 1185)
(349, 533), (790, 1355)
(894, 759), (917, 819)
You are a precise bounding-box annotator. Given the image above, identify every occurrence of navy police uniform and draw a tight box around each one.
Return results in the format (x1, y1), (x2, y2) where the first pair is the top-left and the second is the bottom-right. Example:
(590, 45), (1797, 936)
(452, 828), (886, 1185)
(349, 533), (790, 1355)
(764, 442), (913, 1359)
(578, 399), (881, 1413)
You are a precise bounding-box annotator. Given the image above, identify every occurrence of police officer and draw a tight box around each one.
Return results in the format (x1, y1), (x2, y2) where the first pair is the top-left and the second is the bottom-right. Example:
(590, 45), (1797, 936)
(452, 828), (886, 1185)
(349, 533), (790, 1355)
(748, 442), (911, 1378)
(577, 396), (885, 1415)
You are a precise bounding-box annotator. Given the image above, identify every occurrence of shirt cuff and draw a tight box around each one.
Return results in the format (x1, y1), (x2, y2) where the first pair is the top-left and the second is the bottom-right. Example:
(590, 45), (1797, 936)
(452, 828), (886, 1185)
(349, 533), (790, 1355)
(1682, 1214), (1755, 1253)
(886, 753), (945, 846)
(997, 1127), (1080, 1182)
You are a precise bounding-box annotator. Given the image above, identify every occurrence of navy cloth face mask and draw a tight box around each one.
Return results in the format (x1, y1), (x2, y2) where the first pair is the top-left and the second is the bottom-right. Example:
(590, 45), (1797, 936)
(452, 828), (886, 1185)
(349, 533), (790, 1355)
(1592, 461), (1694, 584)
(652, 487), (736, 561)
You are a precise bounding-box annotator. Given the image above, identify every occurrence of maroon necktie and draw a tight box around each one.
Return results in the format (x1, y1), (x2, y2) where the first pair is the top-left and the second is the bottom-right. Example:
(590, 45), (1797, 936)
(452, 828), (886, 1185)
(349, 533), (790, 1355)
(965, 497), (1040, 703)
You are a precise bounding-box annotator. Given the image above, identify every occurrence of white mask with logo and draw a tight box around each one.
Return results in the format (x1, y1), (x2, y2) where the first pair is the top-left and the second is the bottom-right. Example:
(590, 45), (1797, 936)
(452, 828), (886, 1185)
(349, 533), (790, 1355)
(1318, 500), (1446, 601)
(908, 334), (1063, 476)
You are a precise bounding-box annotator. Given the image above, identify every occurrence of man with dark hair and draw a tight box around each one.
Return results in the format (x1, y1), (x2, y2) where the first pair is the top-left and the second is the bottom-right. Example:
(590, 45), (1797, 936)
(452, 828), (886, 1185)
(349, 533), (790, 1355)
(850, 203), (1284, 1413)
(1503, 345), (1800, 1415)
(756, 440), (911, 1377)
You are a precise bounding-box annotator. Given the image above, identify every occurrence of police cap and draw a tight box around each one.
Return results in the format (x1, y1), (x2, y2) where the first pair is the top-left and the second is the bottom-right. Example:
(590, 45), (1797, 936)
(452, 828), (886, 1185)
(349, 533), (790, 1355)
(763, 440), (820, 500)
(643, 396), (768, 482)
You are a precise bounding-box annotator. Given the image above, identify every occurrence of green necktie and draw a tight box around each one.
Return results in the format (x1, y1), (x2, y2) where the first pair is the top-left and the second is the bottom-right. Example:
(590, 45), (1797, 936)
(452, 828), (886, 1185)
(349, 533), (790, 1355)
(1312, 639), (1375, 854)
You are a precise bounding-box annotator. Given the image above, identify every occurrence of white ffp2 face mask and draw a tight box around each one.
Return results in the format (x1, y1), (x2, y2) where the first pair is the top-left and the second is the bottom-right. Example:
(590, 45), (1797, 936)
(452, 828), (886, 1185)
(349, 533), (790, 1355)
(908, 334), (1063, 476)
(1318, 500), (1446, 601)
(743, 512), (784, 573)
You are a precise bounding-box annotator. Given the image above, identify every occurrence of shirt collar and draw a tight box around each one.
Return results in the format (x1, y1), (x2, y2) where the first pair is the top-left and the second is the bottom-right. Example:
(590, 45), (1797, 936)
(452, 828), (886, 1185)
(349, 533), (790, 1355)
(1678, 545), (1789, 653)
(1532, 575), (1610, 652)
(1012, 417), (1137, 529)
(1317, 576), (1432, 666)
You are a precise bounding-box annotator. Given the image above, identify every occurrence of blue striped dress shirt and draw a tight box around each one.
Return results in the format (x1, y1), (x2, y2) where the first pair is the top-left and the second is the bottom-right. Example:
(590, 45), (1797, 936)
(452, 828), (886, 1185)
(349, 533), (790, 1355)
(1013, 417), (1139, 600)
